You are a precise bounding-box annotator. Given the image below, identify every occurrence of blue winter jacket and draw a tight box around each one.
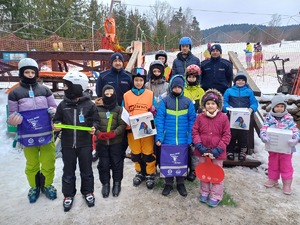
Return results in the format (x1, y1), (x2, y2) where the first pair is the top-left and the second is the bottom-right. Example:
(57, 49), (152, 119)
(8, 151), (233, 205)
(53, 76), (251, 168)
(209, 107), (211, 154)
(171, 51), (201, 76)
(155, 76), (196, 145)
(223, 84), (258, 113)
(200, 57), (233, 94)
(96, 67), (132, 106)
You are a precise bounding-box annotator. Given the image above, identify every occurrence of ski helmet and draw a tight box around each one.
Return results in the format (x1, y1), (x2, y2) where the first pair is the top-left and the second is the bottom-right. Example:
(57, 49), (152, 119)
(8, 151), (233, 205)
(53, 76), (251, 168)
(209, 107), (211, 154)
(149, 60), (165, 80)
(131, 67), (147, 82)
(179, 37), (192, 51)
(155, 50), (168, 64)
(63, 72), (89, 99)
(18, 58), (39, 78)
(186, 64), (200, 86)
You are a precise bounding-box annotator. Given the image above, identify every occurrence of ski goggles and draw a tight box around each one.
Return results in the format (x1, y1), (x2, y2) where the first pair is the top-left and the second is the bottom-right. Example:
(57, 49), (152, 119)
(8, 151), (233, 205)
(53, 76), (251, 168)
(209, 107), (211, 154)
(132, 68), (147, 75)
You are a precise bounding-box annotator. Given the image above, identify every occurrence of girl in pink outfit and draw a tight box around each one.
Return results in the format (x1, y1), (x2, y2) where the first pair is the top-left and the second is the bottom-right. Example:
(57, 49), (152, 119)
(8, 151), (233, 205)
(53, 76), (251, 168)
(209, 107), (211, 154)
(260, 95), (299, 195)
(192, 89), (231, 207)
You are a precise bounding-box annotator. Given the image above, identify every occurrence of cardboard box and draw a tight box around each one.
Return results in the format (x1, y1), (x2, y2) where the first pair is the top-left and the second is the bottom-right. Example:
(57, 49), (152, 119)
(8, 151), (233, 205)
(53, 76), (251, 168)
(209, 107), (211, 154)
(228, 108), (250, 130)
(265, 128), (292, 154)
(129, 112), (156, 140)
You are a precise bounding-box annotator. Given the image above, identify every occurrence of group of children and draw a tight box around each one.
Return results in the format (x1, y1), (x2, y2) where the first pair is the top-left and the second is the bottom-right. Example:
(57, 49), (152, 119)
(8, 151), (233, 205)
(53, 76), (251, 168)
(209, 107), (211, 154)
(7, 56), (299, 211)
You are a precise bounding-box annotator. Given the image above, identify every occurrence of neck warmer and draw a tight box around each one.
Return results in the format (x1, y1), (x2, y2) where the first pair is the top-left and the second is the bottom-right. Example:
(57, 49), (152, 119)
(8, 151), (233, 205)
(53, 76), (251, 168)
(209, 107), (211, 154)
(206, 109), (219, 118)
(103, 93), (117, 110)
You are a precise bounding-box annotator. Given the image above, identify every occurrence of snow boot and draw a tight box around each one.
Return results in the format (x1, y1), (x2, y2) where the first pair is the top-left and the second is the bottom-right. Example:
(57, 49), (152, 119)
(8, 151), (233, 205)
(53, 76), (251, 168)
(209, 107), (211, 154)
(238, 148), (247, 161)
(84, 193), (95, 207)
(112, 182), (121, 197)
(177, 183), (187, 197)
(28, 187), (40, 203)
(186, 170), (196, 182)
(264, 179), (279, 188)
(42, 185), (57, 200)
(199, 193), (209, 203)
(63, 197), (74, 212)
(207, 197), (221, 207)
(133, 172), (145, 187)
(162, 184), (173, 196)
(282, 180), (292, 195)
(101, 184), (110, 198)
(227, 153), (235, 161)
(145, 174), (155, 189)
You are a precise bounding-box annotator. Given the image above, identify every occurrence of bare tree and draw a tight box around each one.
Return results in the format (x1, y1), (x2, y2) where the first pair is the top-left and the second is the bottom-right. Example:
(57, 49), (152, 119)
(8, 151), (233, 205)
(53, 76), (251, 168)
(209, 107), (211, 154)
(146, 0), (173, 30)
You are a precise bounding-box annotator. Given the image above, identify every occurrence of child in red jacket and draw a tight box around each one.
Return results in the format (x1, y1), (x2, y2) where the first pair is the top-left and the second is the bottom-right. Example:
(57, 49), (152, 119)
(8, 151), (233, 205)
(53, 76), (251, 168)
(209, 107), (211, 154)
(192, 89), (231, 207)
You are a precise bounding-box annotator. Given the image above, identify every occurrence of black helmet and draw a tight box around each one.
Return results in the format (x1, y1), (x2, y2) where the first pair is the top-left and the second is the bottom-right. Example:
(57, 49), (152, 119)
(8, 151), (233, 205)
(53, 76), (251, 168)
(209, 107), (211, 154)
(155, 50), (167, 64)
(149, 60), (165, 80)
(131, 67), (147, 82)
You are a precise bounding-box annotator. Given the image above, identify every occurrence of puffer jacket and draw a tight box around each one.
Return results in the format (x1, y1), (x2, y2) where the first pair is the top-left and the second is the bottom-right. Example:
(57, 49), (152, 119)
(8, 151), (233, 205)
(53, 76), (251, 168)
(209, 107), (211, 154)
(53, 93), (101, 148)
(223, 84), (258, 113)
(171, 51), (201, 76)
(184, 85), (205, 113)
(8, 81), (56, 114)
(145, 78), (168, 105)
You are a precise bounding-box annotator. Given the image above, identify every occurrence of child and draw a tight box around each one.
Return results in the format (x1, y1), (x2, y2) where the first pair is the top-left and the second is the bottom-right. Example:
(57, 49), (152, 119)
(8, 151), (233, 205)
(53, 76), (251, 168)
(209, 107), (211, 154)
(123, 70), (157, 190)
(223, 71), (258, 161)
(155, 50), (172, 82)
(7, 58), (57, 203)
(192, 89), (231, 207)
(260, 95), (299, 195)
(184, 64), (205, 181)
(155, 75), (196, 197)
(95, 85), (126, 198)
(53, 71), (100, 212)
(145, 60), (169, 167)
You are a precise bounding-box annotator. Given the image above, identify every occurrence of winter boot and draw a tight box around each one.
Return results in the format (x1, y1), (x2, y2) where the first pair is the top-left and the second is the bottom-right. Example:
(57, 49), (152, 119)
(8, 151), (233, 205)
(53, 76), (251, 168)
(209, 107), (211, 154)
(83, 193), (95, 207)
(162, 184), (173, 196)
(63, 197), (74, 212)
(101, 184), (110, 198)
(42, 185), (57, 200)
(227, 153), (235, 161)
(207, 197), (221, 208)
(199, 193), (209, 203)
(238, 148), (247, 161)
(28, 187), (40, 203)
(145, 174), (155, 190)
(264, 179), (279, 188)
(112, 182), (121, 197)
(176, 183), (187, 197)
(133, 172), (145, 187)
(282, 180), (292, 195)
(186, 170), (196, 182)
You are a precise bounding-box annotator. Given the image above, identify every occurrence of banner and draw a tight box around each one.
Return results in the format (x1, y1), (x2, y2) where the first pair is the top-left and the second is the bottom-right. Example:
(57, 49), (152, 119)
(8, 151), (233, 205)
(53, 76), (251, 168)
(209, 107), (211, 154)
(18, 108), (53, 147)
(160, 144), (188, 177)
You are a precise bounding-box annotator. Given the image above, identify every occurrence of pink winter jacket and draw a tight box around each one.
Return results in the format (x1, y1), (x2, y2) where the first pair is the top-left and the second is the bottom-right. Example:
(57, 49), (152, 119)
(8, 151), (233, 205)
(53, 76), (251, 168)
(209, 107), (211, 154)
(192, 111), (231, 160)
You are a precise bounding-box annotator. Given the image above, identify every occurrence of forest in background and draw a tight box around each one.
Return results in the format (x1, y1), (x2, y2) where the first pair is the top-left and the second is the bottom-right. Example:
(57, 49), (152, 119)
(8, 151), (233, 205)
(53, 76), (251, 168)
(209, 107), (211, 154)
(1, 0), (299, 51)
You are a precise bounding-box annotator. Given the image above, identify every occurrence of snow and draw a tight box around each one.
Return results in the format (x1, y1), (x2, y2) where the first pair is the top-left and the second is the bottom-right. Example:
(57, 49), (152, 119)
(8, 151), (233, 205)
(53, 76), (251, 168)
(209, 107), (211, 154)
(1, 41), (300, 224)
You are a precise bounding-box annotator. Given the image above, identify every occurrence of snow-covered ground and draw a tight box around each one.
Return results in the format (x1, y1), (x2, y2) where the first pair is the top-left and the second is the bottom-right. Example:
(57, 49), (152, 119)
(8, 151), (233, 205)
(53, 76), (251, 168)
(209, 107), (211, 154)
(1, 41), (300, 225)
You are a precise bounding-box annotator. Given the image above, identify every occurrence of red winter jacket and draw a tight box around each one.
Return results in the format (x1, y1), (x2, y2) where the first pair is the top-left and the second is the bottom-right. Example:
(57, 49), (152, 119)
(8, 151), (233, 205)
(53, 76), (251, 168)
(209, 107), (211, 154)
(192, 111), (231, 160)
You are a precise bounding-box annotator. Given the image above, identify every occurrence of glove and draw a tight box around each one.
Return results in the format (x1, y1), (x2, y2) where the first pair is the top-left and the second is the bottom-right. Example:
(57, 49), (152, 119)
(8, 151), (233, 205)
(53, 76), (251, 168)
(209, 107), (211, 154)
(210, 147), (224, 158)
(203, 152), (215, 159)
(260, 133), (270, 143)
(288, 138), (298, 147)
(7, 112), (23, 126)
(105, 131), (116, 139)
(48, 107), (56, 118)
(95, 98), (103, 106)
(149, 105), (157, 117)
(194, 142), (208, 155)
(97, 132), (108, 140)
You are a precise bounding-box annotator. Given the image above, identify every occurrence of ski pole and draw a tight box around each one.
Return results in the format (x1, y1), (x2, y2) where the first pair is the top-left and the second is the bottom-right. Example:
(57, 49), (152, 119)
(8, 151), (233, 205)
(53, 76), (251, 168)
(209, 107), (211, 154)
(54, 124), (92, 131)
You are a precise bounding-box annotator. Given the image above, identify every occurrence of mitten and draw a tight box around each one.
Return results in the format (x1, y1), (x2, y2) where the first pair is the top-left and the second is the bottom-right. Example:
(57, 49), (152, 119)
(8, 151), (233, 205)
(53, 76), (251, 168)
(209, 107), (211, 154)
(260, 133), (270, 143)
(48, 107), (56, 118)
(203, 152), (215, 159)
(149, 105), (157, 117)
(7, 112), (23, 126)
(97, 132), (108, 140)
(288, 138), (298, 147)
(105, 131), (116, 139)
(194, 142), (208, 155)
(210, 147), (224, 158)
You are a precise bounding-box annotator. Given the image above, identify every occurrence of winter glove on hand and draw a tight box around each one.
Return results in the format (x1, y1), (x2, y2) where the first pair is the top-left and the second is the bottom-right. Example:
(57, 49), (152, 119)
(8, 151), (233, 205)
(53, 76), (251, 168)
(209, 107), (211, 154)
(95, 98), (103, 106)
(288, 138), (298, 147)
(47, 107), (56, 118)
(203, 152), (215, 159)
(260, 133), (270, 143)
(97, 132), (108, 140)
(7, 112), (23, 126)
(105, 131), (116, 139)
(194, 142), (208, 155)
(149, 105), (157, 117)
(210, 147), (224, 158)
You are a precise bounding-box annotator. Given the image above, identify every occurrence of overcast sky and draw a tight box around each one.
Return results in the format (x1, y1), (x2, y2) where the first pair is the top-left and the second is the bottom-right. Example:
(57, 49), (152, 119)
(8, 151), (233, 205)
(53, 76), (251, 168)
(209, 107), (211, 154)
(99, 0), (300, 29)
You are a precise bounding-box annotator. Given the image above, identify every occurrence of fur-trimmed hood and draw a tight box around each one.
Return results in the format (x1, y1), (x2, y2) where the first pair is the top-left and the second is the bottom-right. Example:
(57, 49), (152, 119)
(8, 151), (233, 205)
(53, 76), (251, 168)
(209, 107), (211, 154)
(201, 88), (223, 109)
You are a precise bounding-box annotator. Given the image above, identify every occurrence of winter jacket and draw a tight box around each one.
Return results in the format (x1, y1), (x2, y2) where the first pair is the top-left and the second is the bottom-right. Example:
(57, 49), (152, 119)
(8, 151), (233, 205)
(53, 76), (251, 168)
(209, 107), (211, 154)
(53, 93), (101, 148)
(155, 76), (196, 145)
(244, 43), (253, 53)
(8, 81), (56, 114)
(200, 57), (233, 94)
(184, 85), (205, 113)
(171, 51), (201, 76)
(96, 105), (126, 145)
(96, 67), (132, 106)
(192, 111), (231, 160)
(223, 84), (258, 113)
(145, 78), (168, 105)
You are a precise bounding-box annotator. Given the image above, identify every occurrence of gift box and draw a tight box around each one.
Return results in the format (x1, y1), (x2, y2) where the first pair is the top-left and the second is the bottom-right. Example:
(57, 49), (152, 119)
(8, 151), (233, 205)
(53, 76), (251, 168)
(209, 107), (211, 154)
(129, 112), (156, 140)
(228, 108), (250, 130)
(265, 128), (292, 154)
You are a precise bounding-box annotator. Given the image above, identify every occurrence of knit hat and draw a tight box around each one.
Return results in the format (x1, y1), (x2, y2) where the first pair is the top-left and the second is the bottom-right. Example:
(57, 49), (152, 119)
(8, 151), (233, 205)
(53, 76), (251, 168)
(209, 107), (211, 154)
(270, 94), (288, 117)
(234, 71), (247, 83)
(210, 44), (222, 54)
(110, 52), (124, 65)
(170, 75), (185, 90)
(201, 89), (223, 109)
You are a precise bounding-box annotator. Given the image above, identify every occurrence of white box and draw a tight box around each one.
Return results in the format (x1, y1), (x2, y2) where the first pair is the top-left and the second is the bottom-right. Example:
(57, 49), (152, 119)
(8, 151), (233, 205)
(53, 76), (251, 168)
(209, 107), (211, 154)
(265, 128), (292, 154)
(129, 112), (156, 140)
(228, 108), (251, 130)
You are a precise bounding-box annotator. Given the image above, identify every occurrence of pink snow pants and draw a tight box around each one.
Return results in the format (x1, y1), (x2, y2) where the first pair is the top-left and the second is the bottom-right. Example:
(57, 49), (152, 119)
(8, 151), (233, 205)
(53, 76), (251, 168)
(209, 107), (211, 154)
(268, 152), (293, 180)
(198, 157), (224, 200)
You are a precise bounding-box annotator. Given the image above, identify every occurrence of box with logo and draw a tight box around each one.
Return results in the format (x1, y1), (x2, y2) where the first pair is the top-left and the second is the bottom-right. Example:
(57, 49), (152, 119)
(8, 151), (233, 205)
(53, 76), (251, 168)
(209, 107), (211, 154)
(129, 112), (156, 140)
(228, 108), (251, 130)
(265, 128), (293, 154)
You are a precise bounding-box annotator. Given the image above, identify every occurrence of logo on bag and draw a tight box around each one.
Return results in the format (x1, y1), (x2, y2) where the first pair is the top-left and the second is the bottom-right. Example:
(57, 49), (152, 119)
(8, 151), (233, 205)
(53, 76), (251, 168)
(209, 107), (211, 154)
(170, 153), (180, 164)
(167, 169), (173, 175)
(176, 170), (181, 175)
(28, 138), (34, 144)
(38, 137), (45, 143)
